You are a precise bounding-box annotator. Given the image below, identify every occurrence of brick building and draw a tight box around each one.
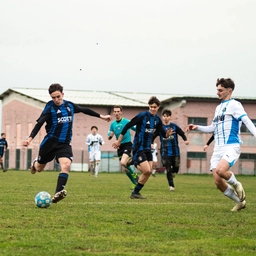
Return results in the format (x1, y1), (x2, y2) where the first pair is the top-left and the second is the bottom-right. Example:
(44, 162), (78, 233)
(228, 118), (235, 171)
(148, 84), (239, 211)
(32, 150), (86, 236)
(1, 88), (256, 174)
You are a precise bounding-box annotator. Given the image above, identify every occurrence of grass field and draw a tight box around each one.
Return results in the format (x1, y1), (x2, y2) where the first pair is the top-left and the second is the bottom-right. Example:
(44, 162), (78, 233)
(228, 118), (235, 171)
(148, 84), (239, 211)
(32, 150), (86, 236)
(0, 170), (256, 256)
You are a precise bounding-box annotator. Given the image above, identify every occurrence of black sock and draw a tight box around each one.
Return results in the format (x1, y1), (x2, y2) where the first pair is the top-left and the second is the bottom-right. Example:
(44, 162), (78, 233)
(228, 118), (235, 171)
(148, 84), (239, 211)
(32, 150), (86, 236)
(133, 183), (144, 194)
(55, 173), (69, 193)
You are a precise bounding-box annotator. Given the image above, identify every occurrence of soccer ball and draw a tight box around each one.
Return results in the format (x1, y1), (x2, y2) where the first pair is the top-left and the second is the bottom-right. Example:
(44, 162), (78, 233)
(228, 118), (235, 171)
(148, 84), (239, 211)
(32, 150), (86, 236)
(35, 191), (52, 208)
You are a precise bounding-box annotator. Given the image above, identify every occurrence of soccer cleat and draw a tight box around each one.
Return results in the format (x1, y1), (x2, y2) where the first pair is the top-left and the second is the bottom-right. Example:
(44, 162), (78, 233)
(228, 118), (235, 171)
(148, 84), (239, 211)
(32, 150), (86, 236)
(233, 182), (246, 201)
(126, 157), (134, 167)
(231, 200), (246, 212)
(52, 190), (67, 203)
(152, 173), (156, 177)
(30, 158), (38, 174)
(169, 186), (175, 191)
(130, 192), (146, 199)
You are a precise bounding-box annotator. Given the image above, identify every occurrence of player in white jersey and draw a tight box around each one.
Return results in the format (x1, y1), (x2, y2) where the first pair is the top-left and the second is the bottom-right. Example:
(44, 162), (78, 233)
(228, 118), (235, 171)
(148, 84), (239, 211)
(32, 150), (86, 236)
(86, 126), (105, 178)
(186, 78), (256, 211)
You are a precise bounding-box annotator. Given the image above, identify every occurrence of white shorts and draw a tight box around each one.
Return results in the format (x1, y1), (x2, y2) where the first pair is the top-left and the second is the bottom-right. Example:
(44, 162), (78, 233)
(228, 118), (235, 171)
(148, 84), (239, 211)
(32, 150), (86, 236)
(210, 145), (241, 171)
(152, 153), (157, 162)
(89, 151), (101, 162)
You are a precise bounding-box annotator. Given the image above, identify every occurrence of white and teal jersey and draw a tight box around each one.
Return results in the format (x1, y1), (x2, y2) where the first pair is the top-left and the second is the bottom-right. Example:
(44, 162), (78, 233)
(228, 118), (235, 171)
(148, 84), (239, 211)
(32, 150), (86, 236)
(109, 118), (136, 144)
(213, 99), (246, 145)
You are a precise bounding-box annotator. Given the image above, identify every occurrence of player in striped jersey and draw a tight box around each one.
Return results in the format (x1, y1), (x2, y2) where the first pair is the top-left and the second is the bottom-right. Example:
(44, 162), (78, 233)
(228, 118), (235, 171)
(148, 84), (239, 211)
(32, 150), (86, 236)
(153, 109), (189, 191)
(23, 83), (111, 203)
(112, 96), (173, 199)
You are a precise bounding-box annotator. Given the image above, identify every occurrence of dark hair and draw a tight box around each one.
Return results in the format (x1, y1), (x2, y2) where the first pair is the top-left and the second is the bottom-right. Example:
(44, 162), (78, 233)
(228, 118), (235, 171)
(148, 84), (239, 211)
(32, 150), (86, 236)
(148, 96), (160, 106)
(216, 78), (235, 90)
(48, 83), (63, 94)
(162, 109), (172, 116)
(113, 105), (123, 111)
(1, 133), (5, 136)
(91, 126), (98, 130)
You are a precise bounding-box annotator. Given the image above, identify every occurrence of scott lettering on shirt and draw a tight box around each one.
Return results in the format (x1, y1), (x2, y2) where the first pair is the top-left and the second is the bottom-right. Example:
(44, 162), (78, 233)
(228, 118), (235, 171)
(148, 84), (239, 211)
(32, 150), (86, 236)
(58, 116), (72, 123)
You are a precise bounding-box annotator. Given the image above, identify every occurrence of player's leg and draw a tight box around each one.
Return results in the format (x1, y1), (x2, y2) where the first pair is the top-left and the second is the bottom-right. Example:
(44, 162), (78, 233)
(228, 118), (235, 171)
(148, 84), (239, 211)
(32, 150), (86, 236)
(94, 160), (100, 178)
(151, 160), (157, 177)
(30, 139), (53, 174)
(52, 144), (72, 203)
(94, 151), (101, 178)
(89, 151), (95, 175)
(212, 168), (246, 211)
(130, 151), (152, 199)
(215, 147), (245, 201)
(0, 156), (3, 170)
(121, 152), (138, 186)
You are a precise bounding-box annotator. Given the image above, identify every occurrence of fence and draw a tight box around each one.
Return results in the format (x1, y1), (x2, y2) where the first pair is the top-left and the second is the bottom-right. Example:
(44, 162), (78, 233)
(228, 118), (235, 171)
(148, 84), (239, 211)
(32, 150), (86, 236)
(3, 148), (256, 175)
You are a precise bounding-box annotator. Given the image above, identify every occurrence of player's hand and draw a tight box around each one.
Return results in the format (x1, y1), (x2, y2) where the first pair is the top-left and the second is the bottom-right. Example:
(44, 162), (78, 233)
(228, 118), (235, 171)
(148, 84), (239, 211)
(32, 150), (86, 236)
(166, 128), (175, 137)
(184, 140), (189, 145)
(203, 145), (208, 151)
(101, 115), (112, 122)
(23, 140), (30, 147)
(112, 141), (120, 149)
(186, 124), (198, 132)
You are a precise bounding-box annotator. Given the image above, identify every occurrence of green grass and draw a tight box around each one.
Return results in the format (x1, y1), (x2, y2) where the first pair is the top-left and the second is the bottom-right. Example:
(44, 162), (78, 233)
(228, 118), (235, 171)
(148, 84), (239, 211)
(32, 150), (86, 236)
(0, 171), (256, 256)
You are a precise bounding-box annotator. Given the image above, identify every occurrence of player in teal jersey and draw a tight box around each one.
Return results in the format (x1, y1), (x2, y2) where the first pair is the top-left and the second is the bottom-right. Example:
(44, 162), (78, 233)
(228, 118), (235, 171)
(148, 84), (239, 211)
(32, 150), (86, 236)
(108, 106), (138, 187)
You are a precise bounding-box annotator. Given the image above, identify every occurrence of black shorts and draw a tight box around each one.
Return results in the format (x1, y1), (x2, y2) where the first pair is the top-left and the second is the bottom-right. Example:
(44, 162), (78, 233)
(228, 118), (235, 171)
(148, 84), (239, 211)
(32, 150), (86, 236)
(162, 156), (180, 173)
(38, 138), (73, 164)
(133, 150), (152, 167)
(117, 142), (132, 160)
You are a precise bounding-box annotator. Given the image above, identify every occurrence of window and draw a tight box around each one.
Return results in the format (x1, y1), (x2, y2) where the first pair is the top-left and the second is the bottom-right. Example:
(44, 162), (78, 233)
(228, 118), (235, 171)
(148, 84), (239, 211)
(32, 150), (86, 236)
(240, 153), (256, 160)
(240, 119), (256, 133)
(188, 117), (207, 126)
(187, 152), (206, 159)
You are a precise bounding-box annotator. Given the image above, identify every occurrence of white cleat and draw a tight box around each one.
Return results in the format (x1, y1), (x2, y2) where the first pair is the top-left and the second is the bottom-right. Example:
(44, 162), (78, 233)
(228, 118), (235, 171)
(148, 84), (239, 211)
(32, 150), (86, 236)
(231, 200), (246, 212)
(234, 182), (246, 201)
(169, 186), (175, 191)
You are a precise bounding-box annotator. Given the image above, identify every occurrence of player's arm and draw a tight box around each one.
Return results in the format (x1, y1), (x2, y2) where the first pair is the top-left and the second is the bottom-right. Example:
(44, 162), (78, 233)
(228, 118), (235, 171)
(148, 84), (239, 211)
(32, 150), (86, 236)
(186, 123), (215, 133)
(74, 104), (111, 122)
(176, 125), (189, 145)
(85, 135), (91, 146)
(203, 134), (214, 151)
(100, 135), (105, 145)
(241, 116), (256, 137)
(112, 115), (140, 149)
(108, 131), (115, 140)
(23, 113), (49, 147)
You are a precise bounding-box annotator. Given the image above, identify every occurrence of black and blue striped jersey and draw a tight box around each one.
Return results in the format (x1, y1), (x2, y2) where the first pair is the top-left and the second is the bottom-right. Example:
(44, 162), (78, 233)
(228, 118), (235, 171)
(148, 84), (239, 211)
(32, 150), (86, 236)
(121, 111), (167, 152)
(29, 100), (100, 144)
(154, 122), (187, 157)
(0, 138), (8, 155)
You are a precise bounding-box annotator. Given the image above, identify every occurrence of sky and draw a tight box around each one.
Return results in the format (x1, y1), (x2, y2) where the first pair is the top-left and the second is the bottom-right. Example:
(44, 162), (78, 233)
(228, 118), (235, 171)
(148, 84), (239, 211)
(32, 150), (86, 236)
(1, 0), (256, 98)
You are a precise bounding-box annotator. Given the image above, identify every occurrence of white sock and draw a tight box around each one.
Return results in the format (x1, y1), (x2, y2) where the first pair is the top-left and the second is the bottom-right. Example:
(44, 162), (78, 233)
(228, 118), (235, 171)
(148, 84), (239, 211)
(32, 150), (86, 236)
(95, 162), (100, 177)
(223, 184), (240, 203)
(152, 169), (156, 174)
(226, 173), (238, 186)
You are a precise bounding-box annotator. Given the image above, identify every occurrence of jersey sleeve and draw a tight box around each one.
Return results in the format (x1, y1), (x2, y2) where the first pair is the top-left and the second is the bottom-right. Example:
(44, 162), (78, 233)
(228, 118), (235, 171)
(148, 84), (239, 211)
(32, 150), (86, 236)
(175, 124), (188, 141)
(121, 115), (142, 136)
(73, 103), (100, 118)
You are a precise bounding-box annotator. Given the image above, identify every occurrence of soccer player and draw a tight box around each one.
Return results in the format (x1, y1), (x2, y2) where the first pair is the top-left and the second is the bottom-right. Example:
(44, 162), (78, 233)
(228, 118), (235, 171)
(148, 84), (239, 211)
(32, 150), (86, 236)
(186, 78), (256, 211)
(112, 96), (173, 199)
(23, 83), (111, 203)
(108, 105), (138, 188)
(151, 142), (158, 177)
(86, 126), (104, 178)
(0, 133), (8, 172)
(152, 109), (189, 191)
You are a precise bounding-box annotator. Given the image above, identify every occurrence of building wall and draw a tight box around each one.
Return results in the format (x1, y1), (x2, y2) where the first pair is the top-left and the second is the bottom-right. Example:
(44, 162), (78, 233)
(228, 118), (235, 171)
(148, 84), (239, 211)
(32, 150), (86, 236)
(1, 92), (256, 174)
